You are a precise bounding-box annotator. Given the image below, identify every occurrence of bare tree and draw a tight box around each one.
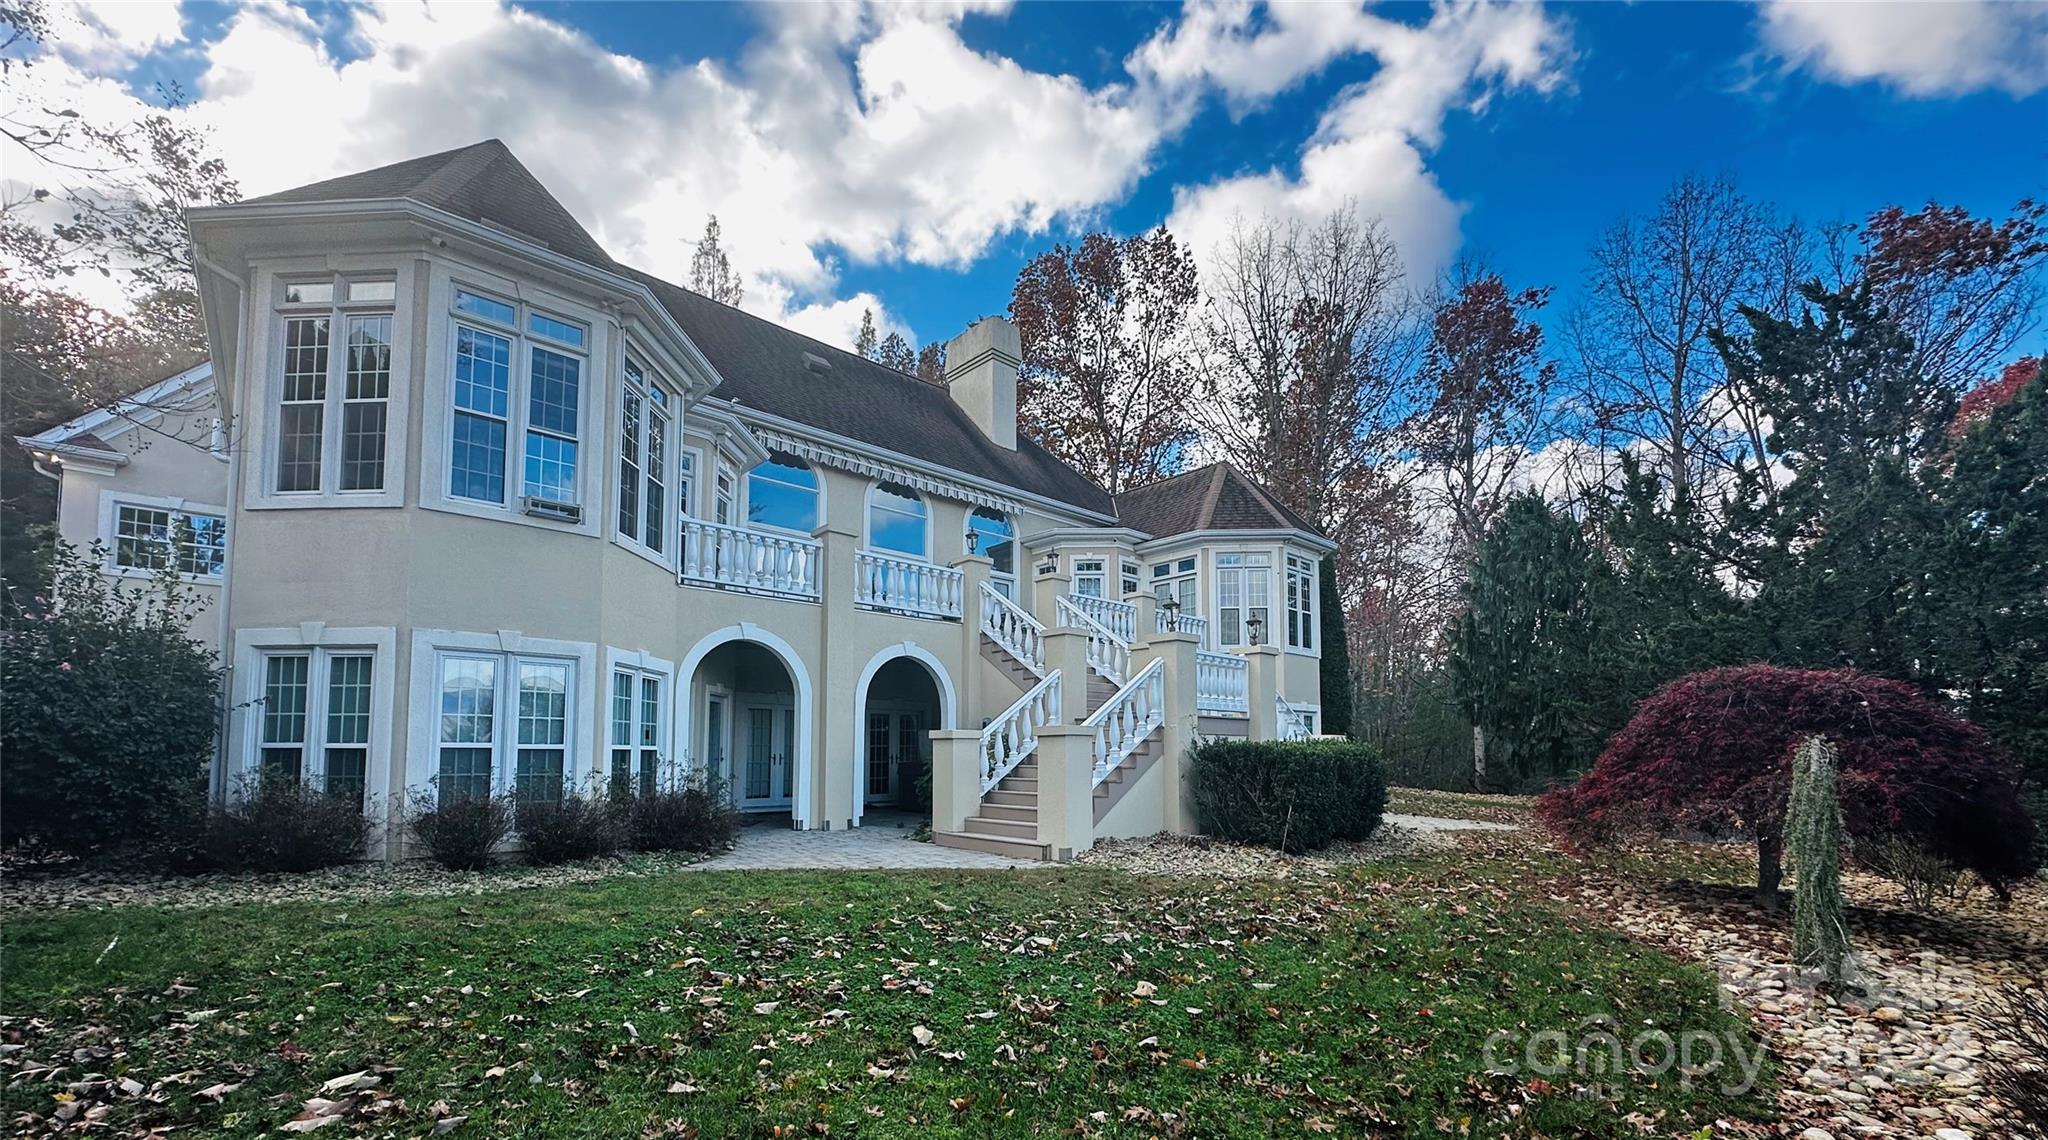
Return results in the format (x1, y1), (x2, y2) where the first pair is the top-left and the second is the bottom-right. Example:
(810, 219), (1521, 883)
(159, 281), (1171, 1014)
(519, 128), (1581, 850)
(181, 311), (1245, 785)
(1199, 208), (1412, 532)
(1571, 175), (1804, 504)
(1010, 226), (1200, 493)
(1855, 199), (2047, 391)
(687, 214), (744, 306)
(875, 330), (915, 374)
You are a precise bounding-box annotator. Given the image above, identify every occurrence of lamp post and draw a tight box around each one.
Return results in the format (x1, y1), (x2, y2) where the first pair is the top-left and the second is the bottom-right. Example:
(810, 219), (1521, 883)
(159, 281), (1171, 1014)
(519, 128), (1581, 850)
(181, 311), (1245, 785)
(1161, 596), (1181, 633)
(1247, 613), (1265, 646)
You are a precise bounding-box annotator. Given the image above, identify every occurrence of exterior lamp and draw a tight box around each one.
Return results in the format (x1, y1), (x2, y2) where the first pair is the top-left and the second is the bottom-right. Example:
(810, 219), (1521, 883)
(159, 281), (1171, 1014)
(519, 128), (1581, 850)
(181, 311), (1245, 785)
(1247, 614), (1265, 646)
(1161, 597), (1182, 632)
(965, 524), (978, 556)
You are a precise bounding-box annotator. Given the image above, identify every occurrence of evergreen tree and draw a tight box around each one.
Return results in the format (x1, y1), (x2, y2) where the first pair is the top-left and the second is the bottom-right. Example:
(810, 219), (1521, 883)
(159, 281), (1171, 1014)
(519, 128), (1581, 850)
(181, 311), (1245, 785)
(1316, 555), (1354, 738)
(1788, 735), (1850, 981)
(876, 331), (916, 374)
(688, 215), (745, 306)
(854, 309), (878, 360)
(1446, 494), (1611, 790)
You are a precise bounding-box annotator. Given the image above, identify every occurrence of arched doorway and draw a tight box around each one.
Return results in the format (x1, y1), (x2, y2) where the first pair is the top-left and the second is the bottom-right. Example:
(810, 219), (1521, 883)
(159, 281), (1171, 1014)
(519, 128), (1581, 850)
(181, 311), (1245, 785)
(852, 645), (955, 828)
(678, 625), (814, 828)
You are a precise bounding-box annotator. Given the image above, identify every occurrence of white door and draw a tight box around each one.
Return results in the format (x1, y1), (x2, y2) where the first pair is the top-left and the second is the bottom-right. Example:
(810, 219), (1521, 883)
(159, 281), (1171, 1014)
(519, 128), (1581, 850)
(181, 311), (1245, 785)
(738, 703), (794, 810)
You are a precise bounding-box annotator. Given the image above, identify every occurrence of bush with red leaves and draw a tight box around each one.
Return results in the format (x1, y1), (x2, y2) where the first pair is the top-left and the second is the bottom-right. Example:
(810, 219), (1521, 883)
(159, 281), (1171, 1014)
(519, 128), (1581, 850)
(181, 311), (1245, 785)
(1540, 665), (2036, 900)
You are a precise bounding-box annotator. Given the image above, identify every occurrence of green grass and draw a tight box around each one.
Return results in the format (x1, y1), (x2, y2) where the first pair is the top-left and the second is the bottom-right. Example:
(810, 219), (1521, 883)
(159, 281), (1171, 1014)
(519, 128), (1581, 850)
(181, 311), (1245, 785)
(1, 861), (1771, 1138)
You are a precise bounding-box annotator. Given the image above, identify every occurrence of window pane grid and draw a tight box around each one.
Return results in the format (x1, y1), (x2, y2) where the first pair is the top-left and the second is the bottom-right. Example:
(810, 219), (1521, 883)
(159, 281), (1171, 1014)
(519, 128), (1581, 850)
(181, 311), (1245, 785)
(644, 403), (667, 553)
(340, 315), (392, 492)
(523, 348), (580, 501)
(452, 326), (512, 502)
(617, 386), (642, 539)
(261, 654), (310, 785)
(277, 316), (329, 492)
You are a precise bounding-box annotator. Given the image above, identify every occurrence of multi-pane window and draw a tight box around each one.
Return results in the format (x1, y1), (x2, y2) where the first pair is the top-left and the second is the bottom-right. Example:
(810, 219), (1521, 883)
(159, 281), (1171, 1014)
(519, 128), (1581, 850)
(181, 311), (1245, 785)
(610, 667), (664, 798)
(434, 652), (577, 807)
(1072, 558), (1105, 598)
(1120, 558), (1141, 598)
(1152, 556), (1197, 618)
(113, 503), (225, 577)
(748, 452), (819, 532)
(676, 451), (696, 522)
(618, 360), (672, 553)
(1217, 552), (1272, 647)
(273, 277), (395, 495)
(1286, 555), (1317, 651)
(867, 481), (927, 557)
(256, 650), (375, 804)
(446, 286), (587, 512)
(714, 465), (736, 525)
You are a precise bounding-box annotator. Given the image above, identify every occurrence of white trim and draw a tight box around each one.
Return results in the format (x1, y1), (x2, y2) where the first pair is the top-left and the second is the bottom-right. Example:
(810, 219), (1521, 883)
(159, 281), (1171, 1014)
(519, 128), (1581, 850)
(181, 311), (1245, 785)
(97, 490), (228, 582)
(228, 624), (398, 850)
(674, 623), (817, 829)
(603, 645), (679, 786)
(1138, 527), (1339, 556)
(404, 629), (600, 799)
(19, 361), (216, 452)
(849, 641), (958, 828)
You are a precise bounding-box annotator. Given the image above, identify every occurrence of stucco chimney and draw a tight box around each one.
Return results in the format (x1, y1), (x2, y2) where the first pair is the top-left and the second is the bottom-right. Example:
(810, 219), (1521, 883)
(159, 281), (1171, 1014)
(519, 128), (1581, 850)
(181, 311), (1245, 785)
(945, 316), (1020, 450)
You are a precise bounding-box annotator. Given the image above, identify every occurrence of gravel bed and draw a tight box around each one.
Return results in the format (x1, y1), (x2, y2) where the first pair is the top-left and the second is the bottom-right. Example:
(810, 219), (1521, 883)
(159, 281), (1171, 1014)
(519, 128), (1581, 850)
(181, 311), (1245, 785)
(1074, 821), (1445, 879)
(0, 850), (716, 914)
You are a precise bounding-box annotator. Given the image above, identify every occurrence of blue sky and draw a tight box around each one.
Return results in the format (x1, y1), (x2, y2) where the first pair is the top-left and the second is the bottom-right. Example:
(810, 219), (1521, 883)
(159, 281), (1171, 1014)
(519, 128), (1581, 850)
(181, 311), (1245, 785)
(18, 1), (2048, 355)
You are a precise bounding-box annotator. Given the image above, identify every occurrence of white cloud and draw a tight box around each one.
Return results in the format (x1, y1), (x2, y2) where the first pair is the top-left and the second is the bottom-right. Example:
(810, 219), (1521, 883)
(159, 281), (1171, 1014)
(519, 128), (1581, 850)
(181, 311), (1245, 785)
(1161, 0), (1571, 286)
(1757, 0), (2048, 97)
(50, 0), (185, 70)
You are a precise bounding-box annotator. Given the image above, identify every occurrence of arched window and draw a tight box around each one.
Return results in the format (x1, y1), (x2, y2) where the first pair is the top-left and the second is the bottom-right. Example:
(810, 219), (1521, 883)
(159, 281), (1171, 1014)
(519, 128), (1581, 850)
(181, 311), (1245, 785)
(746, 451), (819, 532)
(967, 507), (1015, 586)
(867, 481), (928, 557)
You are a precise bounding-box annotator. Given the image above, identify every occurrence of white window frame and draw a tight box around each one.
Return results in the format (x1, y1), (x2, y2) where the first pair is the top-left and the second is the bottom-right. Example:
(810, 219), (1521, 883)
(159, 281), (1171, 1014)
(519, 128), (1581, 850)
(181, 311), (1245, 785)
(444, 283), (590, 513)
(864, 479), (930, 561)
(615, 354), (677, 568)
(1072, 557), (1106, 598)
(745, 451), (824, 535)
(405, 630), (598, 803)
(676, 446), (702, 522)
(260, 271), (405, 506)
(230, 625), (398, 825)
(1286, 553), (1318, 654)
(99, 491), (227, 581)
(1216, 551), (1273, 648)
(1152, 555), (1199, 634)
(605, 647), (678, 798)
(1120, 557), (1141, 599)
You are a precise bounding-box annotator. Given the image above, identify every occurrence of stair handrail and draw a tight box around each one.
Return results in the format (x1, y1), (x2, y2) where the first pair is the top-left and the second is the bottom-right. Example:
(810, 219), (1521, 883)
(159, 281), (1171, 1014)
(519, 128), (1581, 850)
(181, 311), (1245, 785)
(1066, 591), (1138, 643)
(980, 669), (1062, 795)
(1054, 594), (1129, 685)
(1276, 694), (1314, 741)
(1083, 657), (1165, 786)
(979, 581), (1046, 677)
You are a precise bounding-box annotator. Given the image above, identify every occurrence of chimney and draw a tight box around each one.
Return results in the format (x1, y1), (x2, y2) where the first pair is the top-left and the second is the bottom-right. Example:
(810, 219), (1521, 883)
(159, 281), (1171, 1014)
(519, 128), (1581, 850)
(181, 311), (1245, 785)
(945, 316), (1020, 450)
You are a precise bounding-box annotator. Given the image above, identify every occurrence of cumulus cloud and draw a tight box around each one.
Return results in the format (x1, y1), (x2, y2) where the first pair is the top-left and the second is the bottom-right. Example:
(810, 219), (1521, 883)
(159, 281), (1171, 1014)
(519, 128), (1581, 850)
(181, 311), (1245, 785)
(1158, 0), (1572, 288)
(1757, 0), (2048, 97)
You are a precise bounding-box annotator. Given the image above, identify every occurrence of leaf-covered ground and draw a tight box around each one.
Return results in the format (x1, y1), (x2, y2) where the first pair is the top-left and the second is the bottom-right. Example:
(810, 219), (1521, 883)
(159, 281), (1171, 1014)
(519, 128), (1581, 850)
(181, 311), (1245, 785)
(1, 857), (1772, 1138)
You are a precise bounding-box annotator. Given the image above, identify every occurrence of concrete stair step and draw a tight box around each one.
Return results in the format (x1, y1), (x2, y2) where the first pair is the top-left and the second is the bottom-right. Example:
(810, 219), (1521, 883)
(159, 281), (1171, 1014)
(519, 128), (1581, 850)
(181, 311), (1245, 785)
(985, 789), (1035, 808)
(964, 815), (1037, 840)
(997, 776), (1038, 794)
(980, 803), (1036, 823)
(934, 830), (1051, 862)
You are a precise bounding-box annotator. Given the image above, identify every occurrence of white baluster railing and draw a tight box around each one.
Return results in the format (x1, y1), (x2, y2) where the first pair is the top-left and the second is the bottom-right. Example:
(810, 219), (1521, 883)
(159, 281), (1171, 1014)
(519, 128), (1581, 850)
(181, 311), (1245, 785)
(1155, 606), (1209, 642)
(854, 551), (964, 619)
(1066, 592), (1138, 643)
(980, 670), (1062, 795)
(679, 519), (822, 599)
(1055, 594), (1129, 685)
(1277, 694), (1314, 741)
(980, 581), (1046, 677)
(1086, 658), (1165, 786)
(1195, 651), (1248, 716)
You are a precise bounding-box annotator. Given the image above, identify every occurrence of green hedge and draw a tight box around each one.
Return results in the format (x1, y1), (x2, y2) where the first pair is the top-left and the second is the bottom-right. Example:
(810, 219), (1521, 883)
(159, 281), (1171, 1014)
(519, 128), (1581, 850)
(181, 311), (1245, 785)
(1187, 739), (1388, 854)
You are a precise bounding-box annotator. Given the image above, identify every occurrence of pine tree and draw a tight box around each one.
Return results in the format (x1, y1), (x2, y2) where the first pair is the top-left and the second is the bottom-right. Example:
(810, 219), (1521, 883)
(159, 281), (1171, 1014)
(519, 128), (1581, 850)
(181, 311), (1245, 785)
(854, 309), (878, 360)
(877, 331), (916, 374)
(688, 215), (745, 306)
(1788, 735), (1850, 982)
(1317, 555), (1354, 738)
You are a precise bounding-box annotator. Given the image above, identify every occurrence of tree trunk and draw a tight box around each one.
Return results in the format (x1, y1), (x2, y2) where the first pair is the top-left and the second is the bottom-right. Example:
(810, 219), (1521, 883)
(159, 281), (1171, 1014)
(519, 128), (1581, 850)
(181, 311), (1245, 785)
(1472, 724), (1488, 791)
(1756, 825), (1784, 910)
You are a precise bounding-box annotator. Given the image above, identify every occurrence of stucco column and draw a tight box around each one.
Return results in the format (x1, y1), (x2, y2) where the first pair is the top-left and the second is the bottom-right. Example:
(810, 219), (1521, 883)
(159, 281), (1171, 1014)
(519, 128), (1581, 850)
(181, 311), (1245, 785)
(1133, 630), (1200, 833)
(813, 519), (863, 830)
(1032, 569), (1073, 628)
(1032, 724), (1098, 861)
(951, 554), (993, 729)
(1238, 643), (1282, 740)
(929, 729), (984, 835)
(1042, 627), (1093, 724)
(1124, 588), (1156, 642)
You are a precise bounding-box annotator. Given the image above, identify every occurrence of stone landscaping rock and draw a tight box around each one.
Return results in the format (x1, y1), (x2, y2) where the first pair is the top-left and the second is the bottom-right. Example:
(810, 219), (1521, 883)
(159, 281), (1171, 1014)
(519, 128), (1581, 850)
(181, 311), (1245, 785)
(1074, 823), (1444, 879)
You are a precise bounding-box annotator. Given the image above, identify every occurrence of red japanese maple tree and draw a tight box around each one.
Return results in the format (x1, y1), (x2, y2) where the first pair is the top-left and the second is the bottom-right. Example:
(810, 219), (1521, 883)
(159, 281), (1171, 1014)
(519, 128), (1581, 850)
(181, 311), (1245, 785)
(1540, 665), (2036, 904)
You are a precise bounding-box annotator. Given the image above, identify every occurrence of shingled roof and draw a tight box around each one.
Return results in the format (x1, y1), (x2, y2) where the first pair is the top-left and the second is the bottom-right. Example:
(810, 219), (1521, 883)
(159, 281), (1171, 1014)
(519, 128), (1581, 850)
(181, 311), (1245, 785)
(1113, 462), (1319, 539)
(236, 141), (1116, 516)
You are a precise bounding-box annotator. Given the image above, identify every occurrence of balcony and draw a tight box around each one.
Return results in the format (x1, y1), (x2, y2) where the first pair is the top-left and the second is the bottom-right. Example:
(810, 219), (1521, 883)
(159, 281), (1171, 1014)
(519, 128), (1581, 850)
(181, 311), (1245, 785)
(679, 518), (821, 600)
(855, 550), (964, 620)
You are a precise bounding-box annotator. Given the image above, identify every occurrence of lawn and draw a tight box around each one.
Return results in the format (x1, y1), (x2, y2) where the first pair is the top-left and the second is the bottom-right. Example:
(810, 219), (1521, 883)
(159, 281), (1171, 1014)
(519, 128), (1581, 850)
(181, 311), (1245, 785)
(1, 858), (1773, 1138)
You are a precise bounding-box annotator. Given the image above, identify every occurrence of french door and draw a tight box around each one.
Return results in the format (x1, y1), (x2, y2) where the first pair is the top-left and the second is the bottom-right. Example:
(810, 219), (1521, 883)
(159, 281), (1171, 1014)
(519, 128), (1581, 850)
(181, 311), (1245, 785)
(737, 702), (794, 810)
(864, 708), (926, 805)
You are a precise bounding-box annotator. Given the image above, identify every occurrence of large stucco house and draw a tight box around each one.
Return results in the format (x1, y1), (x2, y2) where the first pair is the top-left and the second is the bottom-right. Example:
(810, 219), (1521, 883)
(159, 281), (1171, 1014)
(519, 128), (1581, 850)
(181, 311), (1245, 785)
(18, 140), (1334, 862)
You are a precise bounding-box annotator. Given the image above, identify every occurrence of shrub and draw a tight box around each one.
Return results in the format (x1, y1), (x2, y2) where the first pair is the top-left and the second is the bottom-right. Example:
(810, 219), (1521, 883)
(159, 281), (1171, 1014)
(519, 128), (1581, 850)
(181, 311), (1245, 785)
(407, 791), (512, 871)
(1188, 739), (1386, 854)
(1859, 834), (1971, 911)
(625, 775), (740, 854)
(2, 541), (221, 858)
(201, 776), (372, 872)
(1540, 665), (2038, 904)
(1978, 981), (2048, 1137)
(514, 789), (623, 865)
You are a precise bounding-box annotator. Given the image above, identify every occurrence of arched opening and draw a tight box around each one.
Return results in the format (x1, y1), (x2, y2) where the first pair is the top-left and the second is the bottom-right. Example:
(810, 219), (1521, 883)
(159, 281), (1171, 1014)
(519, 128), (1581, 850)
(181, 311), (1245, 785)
(747, 450), (820, 533)
(855, 652), (949, 828)
(867, 480), (928, 558)
(967, 507), (1015, 596)
(688, 639), (800, 818)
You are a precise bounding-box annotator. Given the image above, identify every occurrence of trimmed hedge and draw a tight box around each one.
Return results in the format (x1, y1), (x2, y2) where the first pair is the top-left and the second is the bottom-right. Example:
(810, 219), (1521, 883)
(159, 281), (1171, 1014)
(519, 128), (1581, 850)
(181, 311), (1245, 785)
(1187, 739), (1388, 854)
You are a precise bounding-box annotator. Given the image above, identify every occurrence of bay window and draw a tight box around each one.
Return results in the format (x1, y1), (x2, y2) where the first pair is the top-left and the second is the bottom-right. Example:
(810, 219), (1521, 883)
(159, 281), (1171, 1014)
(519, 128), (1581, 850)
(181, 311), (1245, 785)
(257, 649), (375, 805)
(618, 358), (674, 556)
(447, 285), (588, 514)
(1217, 552), (1272, 647)
(1286, 554), (1317, 651)
(273, 277), (395, 497)
(434, 651), (577, 806)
